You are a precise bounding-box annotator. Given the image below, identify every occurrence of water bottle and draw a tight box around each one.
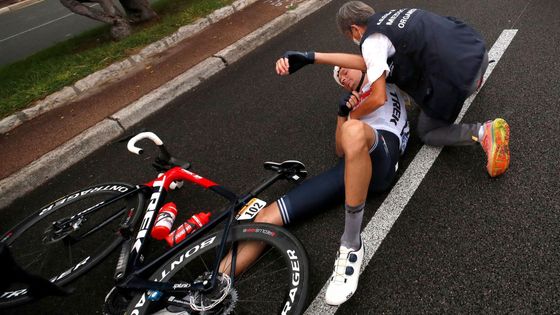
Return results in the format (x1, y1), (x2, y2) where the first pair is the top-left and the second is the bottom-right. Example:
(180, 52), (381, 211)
(165, 212), (211, 247)
(151, 202), (178, 240)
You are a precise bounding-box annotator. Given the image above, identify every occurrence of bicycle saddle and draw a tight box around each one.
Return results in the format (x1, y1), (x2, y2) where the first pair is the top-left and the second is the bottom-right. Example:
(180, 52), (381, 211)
(263, 160), (307, 182)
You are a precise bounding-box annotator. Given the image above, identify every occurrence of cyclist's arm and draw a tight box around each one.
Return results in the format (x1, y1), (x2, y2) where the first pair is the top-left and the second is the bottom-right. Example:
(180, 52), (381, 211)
(350, 73), (387, 119)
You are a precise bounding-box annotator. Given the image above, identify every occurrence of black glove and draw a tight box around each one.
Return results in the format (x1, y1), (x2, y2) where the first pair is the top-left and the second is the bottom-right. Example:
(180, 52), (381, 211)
(338, 92), (353, 117)
(282, 51), (315, 74)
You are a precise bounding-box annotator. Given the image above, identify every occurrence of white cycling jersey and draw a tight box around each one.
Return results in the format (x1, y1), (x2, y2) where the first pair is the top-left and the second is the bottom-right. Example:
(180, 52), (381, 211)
(357, 83), (410, 155)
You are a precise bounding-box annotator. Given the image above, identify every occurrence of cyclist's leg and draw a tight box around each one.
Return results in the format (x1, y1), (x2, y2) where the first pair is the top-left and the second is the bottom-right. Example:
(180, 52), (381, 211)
(326, 125), (400, 306)
(368, 130), (401, 193)
(220, 161), (345, 275)
(253, 202), (283, 225)
(275, 159), (345, 224)
(218, 204), (282, 275)
(339, 119), (376, 249)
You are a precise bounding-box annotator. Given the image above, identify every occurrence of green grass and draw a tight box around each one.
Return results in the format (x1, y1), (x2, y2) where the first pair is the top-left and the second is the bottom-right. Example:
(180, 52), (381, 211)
(0, 0), (233, 119)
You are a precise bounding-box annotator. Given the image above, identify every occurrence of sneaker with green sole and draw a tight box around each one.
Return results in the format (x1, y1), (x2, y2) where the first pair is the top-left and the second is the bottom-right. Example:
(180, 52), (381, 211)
(480, 118), (510, 177)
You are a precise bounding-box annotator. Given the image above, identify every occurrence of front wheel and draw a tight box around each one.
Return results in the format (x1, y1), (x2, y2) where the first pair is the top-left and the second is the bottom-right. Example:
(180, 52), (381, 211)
(0, 182), (144, 308)
(126, 223), (309, 315)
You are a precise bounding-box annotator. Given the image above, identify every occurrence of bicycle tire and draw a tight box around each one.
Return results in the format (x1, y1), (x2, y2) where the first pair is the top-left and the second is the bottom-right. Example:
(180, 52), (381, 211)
(125, 223), (309, 315)
(0, 182), (145, 308)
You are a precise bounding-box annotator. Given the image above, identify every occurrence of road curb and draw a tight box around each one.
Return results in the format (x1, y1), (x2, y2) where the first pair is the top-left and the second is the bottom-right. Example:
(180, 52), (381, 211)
(0, 0), (334, 209)
(0, 119), (123, 209)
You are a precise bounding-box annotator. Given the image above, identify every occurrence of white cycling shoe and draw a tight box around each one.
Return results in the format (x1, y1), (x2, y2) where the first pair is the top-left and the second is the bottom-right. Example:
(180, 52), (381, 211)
(324, 240), (364, 306)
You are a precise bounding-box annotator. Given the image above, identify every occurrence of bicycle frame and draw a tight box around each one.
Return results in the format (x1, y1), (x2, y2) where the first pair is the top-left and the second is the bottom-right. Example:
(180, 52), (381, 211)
(110, 164), (288, 297)
(0, 131), (307, 311)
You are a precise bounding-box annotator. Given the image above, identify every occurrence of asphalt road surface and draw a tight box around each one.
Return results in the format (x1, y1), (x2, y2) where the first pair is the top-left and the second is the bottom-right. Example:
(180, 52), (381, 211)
(2, 0), (559, 313)
(0, 0), (159, 65)
(0, 0), (105, 65)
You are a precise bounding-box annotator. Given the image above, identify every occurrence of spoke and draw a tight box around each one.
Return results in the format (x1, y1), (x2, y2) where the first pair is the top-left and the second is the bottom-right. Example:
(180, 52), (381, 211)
(10, 239), (43, 253)
(236, 247), (278, 280)
(36, 244), (54, 276)
(236, 266), (288, 287)
(14, 246), (49, 262)
(19, 249), (47, 270)
(201, 252), (210, 272)
(221, 245), (237, 275)
(13, 228), (67, 272)
(236, 253), (286, 286)
(77, 205), (127, 239)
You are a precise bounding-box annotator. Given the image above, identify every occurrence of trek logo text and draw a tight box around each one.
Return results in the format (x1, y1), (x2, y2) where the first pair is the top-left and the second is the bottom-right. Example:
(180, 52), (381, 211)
(132, 177), (165, 254)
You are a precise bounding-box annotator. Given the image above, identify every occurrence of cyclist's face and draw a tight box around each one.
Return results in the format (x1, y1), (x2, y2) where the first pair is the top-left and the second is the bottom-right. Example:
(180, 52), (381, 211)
(338, 68), (363, 91)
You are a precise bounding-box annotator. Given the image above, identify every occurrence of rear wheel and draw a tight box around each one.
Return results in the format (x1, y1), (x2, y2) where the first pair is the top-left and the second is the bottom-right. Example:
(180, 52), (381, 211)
(0, 182), (144, 308)
(126, 223), (309, 315)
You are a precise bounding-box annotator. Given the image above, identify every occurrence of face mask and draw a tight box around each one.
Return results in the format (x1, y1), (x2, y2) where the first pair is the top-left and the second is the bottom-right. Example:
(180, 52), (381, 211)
(351, 28), (362, 45)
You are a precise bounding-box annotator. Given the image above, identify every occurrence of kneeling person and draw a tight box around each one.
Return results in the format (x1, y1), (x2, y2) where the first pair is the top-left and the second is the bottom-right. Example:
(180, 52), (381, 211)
(220, 67), (411, 306)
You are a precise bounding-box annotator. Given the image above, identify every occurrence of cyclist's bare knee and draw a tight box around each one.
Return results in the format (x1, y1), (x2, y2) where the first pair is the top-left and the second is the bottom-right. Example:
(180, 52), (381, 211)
(341, 121), (374, 156)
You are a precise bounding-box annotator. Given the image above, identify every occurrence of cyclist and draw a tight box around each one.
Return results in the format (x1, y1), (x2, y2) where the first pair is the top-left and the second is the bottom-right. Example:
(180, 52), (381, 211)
(275, 1), (510, 178)
(221, 66), (411, 305)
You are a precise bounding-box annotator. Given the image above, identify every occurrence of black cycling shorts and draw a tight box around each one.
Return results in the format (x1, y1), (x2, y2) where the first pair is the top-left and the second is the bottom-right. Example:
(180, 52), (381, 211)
(277, 129), (400, 225)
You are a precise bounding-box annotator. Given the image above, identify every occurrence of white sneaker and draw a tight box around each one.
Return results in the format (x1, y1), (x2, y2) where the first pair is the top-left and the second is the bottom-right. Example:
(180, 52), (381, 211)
(324, 241), (364, 305)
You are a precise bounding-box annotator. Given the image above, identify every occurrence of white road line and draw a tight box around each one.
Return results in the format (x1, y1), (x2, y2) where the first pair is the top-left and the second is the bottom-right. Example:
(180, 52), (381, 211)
(304, 29), (518, 315)
(0, 4), (98, 43)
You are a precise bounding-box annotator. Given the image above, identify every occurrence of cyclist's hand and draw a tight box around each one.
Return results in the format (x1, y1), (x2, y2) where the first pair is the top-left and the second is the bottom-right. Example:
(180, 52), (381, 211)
(275, 51), (315, 75)
(338, 91), (360, 117)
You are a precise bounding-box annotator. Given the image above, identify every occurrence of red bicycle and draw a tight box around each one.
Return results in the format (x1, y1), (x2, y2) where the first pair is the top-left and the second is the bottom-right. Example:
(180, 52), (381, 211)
(0, 132), (310, 314)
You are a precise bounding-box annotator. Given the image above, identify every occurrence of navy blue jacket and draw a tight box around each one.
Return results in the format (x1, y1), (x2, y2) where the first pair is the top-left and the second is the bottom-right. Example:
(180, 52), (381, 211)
(360, 9), (486, 122)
